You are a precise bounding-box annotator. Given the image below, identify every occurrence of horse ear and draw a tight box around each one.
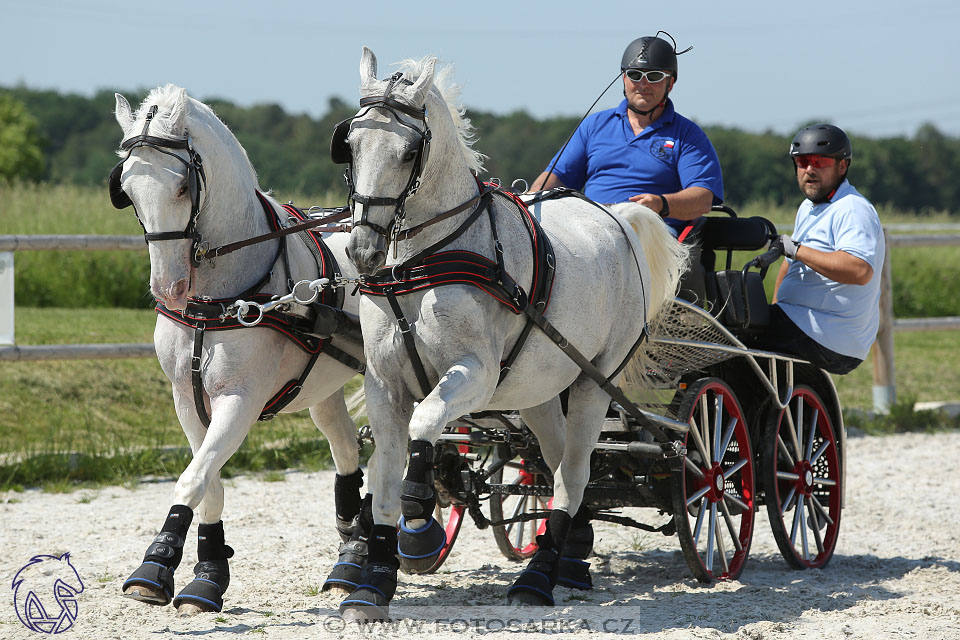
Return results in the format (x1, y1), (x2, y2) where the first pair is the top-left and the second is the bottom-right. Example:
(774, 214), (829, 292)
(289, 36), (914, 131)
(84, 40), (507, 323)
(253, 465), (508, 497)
(360, 46), (377, 85)
(168, 87), (189, 135)
(410, 57), (436, 106)
(115, 93), (134, 131)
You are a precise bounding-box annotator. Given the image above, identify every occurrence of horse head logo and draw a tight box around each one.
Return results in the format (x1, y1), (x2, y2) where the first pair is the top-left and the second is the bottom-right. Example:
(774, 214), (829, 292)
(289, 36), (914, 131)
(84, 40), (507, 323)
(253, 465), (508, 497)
(11, 553), (85, 634)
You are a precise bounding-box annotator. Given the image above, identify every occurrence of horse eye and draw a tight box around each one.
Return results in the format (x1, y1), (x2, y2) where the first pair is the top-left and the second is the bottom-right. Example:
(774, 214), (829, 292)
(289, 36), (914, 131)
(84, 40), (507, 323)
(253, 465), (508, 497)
(402, 149), (418, 163)
(176, 184), (189, 198)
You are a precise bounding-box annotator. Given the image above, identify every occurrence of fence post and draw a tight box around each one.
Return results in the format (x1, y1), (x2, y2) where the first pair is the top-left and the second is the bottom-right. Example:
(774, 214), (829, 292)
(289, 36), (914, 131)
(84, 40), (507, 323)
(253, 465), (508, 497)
(872, 231), (895, 413)
(0, 252), (13, 345)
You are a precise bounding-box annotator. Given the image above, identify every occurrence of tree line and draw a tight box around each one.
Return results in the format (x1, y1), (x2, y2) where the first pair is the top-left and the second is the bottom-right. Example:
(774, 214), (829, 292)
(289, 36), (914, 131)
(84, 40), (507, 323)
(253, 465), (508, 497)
(2, 85), (957, 214)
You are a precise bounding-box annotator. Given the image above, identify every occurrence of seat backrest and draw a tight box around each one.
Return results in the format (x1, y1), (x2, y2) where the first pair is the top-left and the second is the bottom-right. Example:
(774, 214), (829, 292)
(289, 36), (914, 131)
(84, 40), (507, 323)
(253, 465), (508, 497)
(701, 216), (776, 252)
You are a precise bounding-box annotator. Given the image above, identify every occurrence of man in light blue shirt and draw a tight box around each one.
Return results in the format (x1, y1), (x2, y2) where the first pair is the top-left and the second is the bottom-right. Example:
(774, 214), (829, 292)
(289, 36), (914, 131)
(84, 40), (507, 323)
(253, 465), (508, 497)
(529, 34), (723, 238)
(749, 124), (884, 374)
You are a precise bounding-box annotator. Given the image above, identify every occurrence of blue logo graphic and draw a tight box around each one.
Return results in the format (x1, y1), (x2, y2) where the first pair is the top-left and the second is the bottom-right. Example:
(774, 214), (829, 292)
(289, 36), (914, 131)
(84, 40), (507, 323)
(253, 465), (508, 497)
(11, 553), (84, 634)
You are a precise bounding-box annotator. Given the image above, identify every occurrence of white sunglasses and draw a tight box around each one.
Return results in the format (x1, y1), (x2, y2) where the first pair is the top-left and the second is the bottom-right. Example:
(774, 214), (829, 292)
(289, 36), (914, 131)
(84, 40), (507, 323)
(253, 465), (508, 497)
(624, 69), (671, 84)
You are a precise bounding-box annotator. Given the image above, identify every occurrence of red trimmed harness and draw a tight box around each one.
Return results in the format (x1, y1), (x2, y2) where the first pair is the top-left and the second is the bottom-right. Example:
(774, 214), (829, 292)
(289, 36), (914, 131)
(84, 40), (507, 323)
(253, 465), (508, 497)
(158, 192), (364, 427)
(359, 181), (556, 393)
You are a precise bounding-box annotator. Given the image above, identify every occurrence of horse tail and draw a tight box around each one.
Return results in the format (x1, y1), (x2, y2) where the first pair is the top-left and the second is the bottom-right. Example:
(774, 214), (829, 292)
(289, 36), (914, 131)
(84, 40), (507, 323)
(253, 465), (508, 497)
(346, 386), (367, 420)
(608, 202), (689, 322)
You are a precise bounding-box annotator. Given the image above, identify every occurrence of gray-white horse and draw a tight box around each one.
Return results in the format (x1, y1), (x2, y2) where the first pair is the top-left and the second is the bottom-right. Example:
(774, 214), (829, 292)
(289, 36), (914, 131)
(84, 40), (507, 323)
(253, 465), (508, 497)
(337, 48), (687, 620)
(110, 85), (369, 616)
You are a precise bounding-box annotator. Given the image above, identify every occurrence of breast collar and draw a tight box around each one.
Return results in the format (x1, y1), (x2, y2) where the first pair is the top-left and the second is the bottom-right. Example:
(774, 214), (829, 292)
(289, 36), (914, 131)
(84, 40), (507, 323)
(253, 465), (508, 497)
(157, 191), (343, 354)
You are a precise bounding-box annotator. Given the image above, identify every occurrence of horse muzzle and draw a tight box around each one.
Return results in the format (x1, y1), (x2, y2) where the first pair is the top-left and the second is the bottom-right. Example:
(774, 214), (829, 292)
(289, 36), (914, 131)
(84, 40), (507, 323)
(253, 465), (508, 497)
(346, 226), (387, 275)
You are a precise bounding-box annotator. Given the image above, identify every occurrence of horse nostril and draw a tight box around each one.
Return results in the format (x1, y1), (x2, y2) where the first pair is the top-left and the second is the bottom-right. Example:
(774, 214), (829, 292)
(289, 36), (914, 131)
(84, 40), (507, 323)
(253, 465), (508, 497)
(372, 251), (386, 267)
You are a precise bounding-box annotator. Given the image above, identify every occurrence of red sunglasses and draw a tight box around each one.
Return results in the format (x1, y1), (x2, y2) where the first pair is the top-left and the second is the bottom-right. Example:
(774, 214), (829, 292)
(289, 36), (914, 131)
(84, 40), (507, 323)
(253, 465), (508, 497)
(793, 154), (838, 169)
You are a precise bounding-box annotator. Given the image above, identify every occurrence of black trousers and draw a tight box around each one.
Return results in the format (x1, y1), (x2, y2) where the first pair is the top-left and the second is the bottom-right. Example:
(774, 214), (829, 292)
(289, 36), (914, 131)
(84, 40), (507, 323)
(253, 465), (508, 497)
(743, 305), (863, 375)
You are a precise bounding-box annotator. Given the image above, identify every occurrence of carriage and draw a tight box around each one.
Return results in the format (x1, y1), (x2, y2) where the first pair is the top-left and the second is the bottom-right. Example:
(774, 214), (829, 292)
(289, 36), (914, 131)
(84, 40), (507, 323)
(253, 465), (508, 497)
(412, 205), (846, 584)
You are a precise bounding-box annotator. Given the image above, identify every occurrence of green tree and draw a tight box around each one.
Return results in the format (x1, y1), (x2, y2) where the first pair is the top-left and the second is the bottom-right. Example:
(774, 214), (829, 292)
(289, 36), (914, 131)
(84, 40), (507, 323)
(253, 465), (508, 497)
(0, 95), (46, 183)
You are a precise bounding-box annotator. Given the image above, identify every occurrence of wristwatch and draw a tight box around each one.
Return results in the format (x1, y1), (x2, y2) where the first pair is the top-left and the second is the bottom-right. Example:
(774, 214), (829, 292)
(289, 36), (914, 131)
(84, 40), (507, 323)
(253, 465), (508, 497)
(659, 194), (670, 218)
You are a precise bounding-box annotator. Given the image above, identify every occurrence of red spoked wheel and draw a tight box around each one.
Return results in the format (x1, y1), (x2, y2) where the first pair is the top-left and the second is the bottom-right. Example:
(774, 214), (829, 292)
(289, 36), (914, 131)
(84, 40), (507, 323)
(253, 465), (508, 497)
(762, 385), (842, 570)
(489, 456), (551, 561)
(672, 377), (756, 583)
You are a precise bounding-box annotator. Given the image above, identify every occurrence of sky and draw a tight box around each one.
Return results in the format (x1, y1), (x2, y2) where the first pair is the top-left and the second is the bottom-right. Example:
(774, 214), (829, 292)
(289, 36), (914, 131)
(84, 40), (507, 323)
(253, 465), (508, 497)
(2, 0), (959, 140)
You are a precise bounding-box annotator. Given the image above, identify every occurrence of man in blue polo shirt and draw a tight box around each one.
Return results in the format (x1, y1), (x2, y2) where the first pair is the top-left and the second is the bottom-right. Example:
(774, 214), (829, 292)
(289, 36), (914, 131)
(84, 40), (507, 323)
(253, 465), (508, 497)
(529, 33), (723, 237)
(748, 124), (884, 374)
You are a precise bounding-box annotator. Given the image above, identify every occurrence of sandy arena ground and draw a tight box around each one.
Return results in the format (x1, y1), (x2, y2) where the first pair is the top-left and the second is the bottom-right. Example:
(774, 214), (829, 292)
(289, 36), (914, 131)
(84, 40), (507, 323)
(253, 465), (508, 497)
(2, 430), (959, 639)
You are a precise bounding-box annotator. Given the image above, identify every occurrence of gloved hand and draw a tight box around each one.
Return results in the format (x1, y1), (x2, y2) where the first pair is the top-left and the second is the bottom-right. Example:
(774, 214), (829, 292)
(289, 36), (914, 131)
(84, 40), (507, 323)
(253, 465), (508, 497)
(772, 234), (802, 259)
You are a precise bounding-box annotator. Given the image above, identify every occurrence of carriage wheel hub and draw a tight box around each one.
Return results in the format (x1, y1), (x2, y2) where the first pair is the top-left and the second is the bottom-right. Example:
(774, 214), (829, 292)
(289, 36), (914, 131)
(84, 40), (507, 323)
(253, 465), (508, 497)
(796, 461), (815, 495)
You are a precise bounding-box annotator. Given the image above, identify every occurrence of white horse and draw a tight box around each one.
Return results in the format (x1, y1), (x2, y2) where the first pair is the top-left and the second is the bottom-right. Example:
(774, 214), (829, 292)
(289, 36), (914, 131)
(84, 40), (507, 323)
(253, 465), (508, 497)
(337, 48), (687, 620)
(110, 85), (369, 616)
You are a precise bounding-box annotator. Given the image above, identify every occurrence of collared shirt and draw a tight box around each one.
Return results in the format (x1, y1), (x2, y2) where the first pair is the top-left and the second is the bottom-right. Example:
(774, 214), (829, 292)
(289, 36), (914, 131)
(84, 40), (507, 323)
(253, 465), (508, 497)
(545, 98), (723, 232)
(776, 179), (885, 360)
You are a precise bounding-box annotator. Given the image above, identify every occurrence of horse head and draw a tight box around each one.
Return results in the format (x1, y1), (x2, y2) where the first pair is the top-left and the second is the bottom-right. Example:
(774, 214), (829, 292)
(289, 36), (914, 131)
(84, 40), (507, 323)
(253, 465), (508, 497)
(113, 87), (201, 310)
(342, 47), (438, 275)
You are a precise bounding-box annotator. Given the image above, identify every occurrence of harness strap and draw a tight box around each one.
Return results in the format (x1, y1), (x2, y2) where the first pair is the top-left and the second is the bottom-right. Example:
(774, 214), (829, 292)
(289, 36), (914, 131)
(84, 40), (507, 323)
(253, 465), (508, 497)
(519, 303), (677, 452)
(200, 207), (351, 262)
(394, 186), (496, 270)
(192, 325), (211, 427)
(384, 287), (434, 399)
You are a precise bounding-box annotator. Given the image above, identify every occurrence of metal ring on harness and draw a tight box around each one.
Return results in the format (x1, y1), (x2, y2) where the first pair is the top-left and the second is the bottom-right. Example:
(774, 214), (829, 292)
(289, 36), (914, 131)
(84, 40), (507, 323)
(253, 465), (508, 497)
(292, 278), (330, 305)
(236, 301), (264, 327)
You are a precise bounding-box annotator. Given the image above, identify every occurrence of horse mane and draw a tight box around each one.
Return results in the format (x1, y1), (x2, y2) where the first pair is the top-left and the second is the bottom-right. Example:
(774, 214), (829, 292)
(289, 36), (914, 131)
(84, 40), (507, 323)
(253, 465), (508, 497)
(393, 57), (487, 174)
(120, 84), (261, 191)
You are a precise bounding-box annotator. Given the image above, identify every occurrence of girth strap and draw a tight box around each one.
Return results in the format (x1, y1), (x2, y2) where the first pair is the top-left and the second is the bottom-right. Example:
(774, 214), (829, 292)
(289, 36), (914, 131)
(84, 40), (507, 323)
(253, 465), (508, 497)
(384, 287), (433, 399)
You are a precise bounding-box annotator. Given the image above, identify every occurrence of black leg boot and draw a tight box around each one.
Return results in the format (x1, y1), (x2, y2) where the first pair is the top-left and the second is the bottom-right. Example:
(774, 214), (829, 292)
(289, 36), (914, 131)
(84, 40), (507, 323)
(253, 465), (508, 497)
(397, 440), (446, 574)
(334, 468), (364, 542)
(122, 504), (193, 606)
(323, 494), (373, 593)
(172, 521), (235, 613)
(339, 524), (400, 623)
(557, 505), (594, 590)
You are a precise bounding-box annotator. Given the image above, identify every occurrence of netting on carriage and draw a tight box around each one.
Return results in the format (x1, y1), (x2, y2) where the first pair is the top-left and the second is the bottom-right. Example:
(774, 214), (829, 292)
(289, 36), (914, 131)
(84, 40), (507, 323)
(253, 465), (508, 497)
(620, 299), (746, 391)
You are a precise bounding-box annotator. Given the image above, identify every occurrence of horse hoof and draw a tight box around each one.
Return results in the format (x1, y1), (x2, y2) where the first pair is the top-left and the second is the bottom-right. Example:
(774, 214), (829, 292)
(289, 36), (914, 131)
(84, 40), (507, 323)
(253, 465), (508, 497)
(176, 602), (209, 618)
(507, 589), (553, 606)
(397, 516), (445, 574)
(122, 584), (169, 606)
(340, 604), (389, 623)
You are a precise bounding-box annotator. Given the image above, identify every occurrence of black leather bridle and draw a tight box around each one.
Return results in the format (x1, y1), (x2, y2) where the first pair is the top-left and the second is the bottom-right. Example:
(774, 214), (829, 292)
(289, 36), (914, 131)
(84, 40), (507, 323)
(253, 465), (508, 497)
(109, 104), (208, 266)
(330, 73), (432, 246)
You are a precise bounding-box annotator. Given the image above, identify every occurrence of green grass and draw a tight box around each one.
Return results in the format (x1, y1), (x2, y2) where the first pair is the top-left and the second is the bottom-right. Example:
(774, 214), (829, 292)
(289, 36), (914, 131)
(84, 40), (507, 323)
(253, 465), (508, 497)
(0, 306), (363, 490)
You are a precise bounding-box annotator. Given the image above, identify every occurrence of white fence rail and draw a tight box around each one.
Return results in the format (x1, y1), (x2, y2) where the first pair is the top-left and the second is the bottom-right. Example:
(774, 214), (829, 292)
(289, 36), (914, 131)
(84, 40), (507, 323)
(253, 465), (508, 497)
(2, 232), (959, 412)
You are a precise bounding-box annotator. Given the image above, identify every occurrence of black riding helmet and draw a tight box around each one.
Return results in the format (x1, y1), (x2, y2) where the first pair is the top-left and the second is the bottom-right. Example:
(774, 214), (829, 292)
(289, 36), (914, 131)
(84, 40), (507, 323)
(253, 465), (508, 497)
(621, 36), (679, 79)
(789, 124), (853, 160)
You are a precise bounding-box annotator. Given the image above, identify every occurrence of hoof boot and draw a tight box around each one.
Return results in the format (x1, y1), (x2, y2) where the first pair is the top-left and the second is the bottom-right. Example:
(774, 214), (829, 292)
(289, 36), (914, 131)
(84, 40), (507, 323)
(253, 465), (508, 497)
(122, 561), (174, 606)
(323, 540), (368, 593)
(506, 548), (558, 606)
(556, 557), (593, 590)
(397, 516), (445, 574)
(339, 561), (397, 622)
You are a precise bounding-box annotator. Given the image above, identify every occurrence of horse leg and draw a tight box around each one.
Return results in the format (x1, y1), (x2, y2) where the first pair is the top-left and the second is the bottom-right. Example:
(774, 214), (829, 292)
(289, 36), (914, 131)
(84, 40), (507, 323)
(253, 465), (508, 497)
(339, 376), (409, 622)
(168, 392), (261, 615)
(310, 390), (364, 539)
(398, 357), (497, 573)
(519, 399), (593, 589)
(508, 379), (608, 606)
(123, 389), (207, 607)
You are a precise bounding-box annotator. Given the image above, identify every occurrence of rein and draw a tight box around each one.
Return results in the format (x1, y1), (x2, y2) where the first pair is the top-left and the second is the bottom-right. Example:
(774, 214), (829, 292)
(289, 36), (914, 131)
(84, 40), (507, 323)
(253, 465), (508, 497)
(195, 206), (352, 262)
